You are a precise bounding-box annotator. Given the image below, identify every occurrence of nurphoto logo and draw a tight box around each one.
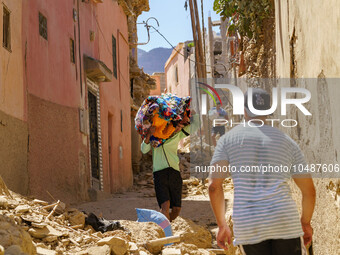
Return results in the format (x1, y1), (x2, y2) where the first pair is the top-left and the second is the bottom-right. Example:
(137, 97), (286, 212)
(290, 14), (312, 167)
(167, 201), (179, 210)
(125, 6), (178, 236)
(199, 84), (312, 128)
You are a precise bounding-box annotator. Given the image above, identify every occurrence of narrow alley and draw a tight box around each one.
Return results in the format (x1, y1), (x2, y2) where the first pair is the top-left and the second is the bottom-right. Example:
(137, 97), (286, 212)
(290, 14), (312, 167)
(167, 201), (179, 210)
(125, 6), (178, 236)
(0, 0), (340, 255)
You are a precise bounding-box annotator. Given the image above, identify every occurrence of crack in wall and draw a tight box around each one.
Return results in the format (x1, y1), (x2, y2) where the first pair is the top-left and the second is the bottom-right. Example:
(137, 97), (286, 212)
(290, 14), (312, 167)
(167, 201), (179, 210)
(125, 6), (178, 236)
(289, 27), (297, 84)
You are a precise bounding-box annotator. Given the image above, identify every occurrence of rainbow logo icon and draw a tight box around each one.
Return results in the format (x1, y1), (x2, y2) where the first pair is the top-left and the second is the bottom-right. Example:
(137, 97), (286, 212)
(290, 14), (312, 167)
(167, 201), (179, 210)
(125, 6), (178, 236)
(197, 82), (222, 106)
(197, 82), (222, 115)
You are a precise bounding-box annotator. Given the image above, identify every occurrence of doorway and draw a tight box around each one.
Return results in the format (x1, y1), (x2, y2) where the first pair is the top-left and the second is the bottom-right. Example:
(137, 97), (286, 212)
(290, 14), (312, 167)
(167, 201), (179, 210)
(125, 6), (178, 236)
(87, 79), (104, 191)
(88, 90), (100, 183)
(108, 113), (114, 192)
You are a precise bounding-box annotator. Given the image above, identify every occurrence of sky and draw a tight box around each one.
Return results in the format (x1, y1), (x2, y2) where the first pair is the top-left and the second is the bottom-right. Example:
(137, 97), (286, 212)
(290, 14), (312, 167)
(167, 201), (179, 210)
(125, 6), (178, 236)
(137, 0), (221, 52)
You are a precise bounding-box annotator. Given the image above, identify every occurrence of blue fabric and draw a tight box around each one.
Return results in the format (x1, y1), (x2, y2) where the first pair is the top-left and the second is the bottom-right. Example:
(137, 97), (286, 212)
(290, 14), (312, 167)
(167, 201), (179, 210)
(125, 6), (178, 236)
(136, 208), (173, 238)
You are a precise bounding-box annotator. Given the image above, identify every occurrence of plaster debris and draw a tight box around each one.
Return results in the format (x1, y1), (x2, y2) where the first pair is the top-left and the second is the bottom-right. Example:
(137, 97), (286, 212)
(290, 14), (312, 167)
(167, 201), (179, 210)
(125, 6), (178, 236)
(0, 165), (239, 255)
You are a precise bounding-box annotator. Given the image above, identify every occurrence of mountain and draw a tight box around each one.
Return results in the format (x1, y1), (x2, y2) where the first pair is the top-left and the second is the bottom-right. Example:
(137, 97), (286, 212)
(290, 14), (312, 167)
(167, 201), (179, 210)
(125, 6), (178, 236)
(137, 47), (173, 75)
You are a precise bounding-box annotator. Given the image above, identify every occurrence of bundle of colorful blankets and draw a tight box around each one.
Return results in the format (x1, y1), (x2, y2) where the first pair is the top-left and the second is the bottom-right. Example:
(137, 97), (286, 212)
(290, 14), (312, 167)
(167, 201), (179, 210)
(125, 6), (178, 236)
(135, 94), (191, 147)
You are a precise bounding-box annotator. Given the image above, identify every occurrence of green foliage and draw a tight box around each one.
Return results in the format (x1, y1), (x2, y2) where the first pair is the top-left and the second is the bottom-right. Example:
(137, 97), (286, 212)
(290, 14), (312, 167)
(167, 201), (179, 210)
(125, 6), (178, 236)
(213, 0), (273, 38)
(187, 42), (195, 48)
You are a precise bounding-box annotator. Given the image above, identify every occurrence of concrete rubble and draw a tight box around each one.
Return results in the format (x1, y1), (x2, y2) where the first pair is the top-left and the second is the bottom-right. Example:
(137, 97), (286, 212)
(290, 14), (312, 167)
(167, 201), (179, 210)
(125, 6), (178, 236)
(0, 175), (240, 255)
(0, 132), (237, 255)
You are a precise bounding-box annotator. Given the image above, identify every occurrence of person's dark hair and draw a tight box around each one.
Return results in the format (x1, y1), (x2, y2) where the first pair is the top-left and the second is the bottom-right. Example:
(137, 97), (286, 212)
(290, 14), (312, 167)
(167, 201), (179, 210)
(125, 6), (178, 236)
(244, 88), (271, 117)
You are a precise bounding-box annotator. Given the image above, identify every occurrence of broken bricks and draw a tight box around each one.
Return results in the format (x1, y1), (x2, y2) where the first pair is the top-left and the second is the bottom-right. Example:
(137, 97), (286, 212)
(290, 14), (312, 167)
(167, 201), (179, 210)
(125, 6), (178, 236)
(0, 196), (8, 208)
(0, 215), (36, 255)
(28, 225), (63, 239)
(97, 236), (128, 255)
(68, 210), (86, 228)
(0, 176), (238, 255)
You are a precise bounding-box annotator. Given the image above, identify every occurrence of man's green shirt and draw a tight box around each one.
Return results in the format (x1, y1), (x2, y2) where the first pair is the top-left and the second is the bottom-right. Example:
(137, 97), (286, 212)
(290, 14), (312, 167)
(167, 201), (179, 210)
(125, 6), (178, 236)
(141, 115), (199, 172)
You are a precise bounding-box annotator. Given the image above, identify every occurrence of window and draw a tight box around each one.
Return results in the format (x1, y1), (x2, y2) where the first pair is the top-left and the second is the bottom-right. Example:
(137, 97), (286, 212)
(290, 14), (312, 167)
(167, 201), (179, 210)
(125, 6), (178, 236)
(112, 35), (117, 79)
(39, 12), (47, 40)
(175, 65), (179, 85)
(120, 110), (123, 132)
(2, 5), (10, 51)
(130, 79), (134, 98)
(70, 38), (75, 63)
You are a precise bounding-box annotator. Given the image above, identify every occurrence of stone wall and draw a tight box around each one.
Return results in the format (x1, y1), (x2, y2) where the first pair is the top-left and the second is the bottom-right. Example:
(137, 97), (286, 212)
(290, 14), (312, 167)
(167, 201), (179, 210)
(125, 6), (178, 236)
(27, 94), (88, 203)
(0, 110), (29, 195)
(275, 0), (340, 253)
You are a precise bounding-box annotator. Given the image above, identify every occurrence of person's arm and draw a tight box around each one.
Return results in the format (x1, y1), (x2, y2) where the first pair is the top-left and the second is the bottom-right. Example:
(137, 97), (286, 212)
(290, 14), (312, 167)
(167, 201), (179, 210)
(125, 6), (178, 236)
(141, 140), (151, 154)
(293, 176), (316, 246)
(182, 113), (200, 135)
(209, 160), (232, 250)
(141, 126), (155, 154)
(208, 133), (231, 249)
(289, 137), (316, 246)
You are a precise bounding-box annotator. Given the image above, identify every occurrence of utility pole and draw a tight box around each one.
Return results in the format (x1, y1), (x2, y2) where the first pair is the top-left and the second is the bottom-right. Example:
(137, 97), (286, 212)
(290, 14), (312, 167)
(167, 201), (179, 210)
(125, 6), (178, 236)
(220, 17), (229, 78)
(189, 0), (206, 78)
(188, 0), (202, 78)
(200, 0), (207, 78)
(208, 16), (214, 78)
(189, 0), (211, 155)
(193, 0), (206, 78)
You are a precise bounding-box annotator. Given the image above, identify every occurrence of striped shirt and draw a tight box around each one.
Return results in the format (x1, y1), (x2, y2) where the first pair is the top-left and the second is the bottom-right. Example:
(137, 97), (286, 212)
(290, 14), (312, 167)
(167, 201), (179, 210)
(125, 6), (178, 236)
(210, 124), (305, 245)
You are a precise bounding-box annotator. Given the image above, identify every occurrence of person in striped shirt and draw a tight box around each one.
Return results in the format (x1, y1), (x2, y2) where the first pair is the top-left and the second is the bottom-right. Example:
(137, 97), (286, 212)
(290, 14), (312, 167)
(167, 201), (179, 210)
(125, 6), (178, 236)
(208, 88), (316, 255)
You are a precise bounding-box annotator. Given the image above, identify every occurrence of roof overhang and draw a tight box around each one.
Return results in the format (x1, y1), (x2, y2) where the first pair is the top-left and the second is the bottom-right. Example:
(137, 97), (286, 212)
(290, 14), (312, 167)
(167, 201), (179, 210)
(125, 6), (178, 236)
(84, 55), (112, 82)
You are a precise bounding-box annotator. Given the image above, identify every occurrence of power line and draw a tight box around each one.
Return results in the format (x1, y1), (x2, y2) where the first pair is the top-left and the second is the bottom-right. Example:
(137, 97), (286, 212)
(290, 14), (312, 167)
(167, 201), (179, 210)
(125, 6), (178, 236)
(149, 23), (237, 73)
(95, 10), (235, 93)
(148, 24), (234, 108)
(148, 24), (211, 68)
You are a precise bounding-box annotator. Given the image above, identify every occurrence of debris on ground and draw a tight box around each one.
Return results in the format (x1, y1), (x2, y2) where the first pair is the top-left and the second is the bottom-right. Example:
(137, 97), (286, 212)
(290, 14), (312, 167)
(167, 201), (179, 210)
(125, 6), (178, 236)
(0, 214), (36, 254)
(171, 217), (212, 248)
(164, 243), (214, 255)
(0, 151), (239, 255)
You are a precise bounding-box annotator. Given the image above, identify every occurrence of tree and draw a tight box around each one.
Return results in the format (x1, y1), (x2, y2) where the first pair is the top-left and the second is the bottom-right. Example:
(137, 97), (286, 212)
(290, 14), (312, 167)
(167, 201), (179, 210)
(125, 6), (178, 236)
(213, 0), (274, 39)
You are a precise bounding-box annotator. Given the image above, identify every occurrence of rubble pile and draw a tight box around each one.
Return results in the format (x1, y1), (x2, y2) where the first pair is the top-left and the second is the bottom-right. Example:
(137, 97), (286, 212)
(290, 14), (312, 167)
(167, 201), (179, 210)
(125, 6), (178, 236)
(182, 178), (206, 197)
(171, 217), (212, 248)
(132, 155), (155, 198)
(0, 176), (167, 255)
(0, 190), (174, 255)
(178, 152), (191, 180)
(0, 175), (239, 255)
(163, 243), (213, 255)
(0, 191), (151, 254)
(0, 129), (238, 255)
(0, 215), (36, 254)
(179, 136), (215, 178)
(163, 216), (240, 255)
(182, 177), (234, 198)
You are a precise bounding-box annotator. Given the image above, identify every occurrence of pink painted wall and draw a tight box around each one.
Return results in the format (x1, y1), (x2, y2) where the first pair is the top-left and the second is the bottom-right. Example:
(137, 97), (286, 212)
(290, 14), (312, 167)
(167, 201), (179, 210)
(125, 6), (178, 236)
(22, 1), (83, 108)
(165, 44), (190, 97)
(22, 0), (89, 202)
(21, 0), (132, 202)
(96, 1), (132, 193)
